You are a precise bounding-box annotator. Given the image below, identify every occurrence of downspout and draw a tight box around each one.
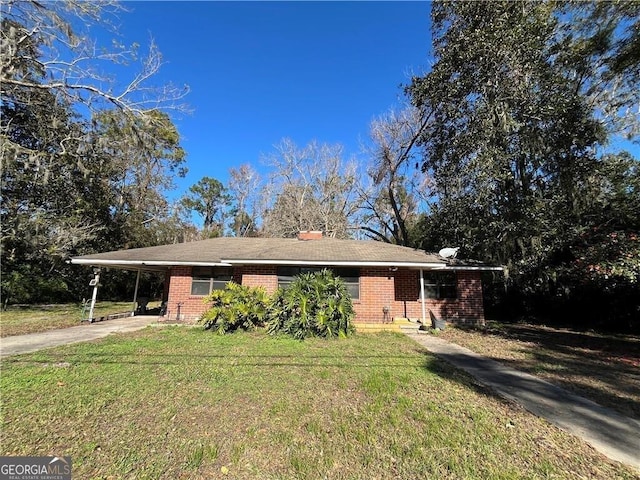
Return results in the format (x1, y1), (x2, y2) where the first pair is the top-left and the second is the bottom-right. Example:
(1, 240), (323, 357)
(131, 268), (141, 316)
(420, 269), (426, 326)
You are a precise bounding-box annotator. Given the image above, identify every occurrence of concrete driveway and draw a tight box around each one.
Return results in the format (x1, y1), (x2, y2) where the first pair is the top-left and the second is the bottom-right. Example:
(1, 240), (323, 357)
(0, 316), (160, 358)
(408, 332), (640, 472)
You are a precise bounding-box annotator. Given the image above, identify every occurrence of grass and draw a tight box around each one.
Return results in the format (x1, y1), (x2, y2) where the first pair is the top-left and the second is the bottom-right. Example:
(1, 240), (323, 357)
(1, 328), (637, 479)
(438, 321), (640, 421)
(0, 301), (161, 337)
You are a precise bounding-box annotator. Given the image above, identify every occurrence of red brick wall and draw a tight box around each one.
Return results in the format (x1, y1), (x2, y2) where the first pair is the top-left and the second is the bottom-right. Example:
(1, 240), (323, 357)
(355, 268), (485, 326)
(353, 267), (425, 323)
(163, 265), (485, 325)
(353, 268), (395, 323)
(163, 265), (278, 322)
(393, 268), (421, 319)
(451, 271), (486, 325)
(239, 265), (278, 293)
(164, 266), (202, 321)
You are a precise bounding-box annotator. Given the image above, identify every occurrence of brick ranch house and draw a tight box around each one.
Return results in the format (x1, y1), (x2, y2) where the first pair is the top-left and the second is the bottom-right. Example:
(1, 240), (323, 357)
(70, 231), (502, 326)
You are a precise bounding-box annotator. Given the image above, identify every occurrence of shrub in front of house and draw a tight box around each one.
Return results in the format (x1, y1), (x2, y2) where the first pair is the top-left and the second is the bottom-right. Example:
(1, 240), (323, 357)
(200, 282), (269, 334)
(266, 269), (356, 339)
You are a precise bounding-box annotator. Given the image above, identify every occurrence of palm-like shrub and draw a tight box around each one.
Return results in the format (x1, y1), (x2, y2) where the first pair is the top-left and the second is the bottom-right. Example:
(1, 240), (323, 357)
(267, 269), (355, 339)
(200, 282), (269, 334)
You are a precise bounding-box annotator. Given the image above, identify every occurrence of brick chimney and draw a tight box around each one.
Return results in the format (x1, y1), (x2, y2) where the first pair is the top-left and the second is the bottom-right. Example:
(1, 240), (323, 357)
(297, 230), (323, 241)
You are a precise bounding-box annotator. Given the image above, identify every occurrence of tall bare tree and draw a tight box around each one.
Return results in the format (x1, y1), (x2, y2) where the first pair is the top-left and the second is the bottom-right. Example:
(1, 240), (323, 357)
(227, 164), (261, 237)
(260, 139), (360, 238)
(359, 105), (434, 245)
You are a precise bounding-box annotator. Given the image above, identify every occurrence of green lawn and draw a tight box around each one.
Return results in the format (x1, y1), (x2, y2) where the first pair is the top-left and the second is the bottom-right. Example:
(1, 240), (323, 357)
(0, 302), (161, 337)
(1, 328), (636, 479)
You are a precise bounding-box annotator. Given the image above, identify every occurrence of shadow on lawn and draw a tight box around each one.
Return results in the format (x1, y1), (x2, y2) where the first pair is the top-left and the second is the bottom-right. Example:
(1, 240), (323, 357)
(3, 345), (524, 416)
(484, 323), (640, 358)
(417, 349), (521, 408)
(414, 343), (640, 471)
(451, 323), (640, 421)
(411, 344), (583, 415)
(2, 352), (431, 369)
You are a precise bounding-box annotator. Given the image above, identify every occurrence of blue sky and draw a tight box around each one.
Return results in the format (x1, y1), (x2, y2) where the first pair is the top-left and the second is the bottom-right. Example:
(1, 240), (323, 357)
(111, 1), (432, 199)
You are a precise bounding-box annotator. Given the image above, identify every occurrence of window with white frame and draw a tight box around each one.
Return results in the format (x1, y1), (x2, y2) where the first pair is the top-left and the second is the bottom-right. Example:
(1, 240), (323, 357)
(191, 267), (233, 295)
(423, 271), (457, 299)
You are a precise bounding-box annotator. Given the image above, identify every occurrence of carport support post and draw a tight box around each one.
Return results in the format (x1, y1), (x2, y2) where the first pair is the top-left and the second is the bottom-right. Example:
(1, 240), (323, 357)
(88, 271), (100, 322)
(131, 268), (141, 316)
(420, 269), (426, 326)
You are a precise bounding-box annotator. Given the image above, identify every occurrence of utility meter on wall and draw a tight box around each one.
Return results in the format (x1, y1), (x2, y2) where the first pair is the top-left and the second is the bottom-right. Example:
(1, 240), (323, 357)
(89, 277), (99, 286)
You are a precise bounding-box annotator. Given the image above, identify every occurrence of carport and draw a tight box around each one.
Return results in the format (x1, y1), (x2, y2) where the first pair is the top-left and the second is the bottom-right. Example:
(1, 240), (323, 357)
(69, 258), (171, 321)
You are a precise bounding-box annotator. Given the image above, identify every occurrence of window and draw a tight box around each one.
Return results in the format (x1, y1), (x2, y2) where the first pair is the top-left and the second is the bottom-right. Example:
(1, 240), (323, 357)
(335, 268), (360, 301)
(191, 267), (233, 296)
(276, 266), (360, 300)
(276, 266), (310, 290)
(423, 271), (457, 299)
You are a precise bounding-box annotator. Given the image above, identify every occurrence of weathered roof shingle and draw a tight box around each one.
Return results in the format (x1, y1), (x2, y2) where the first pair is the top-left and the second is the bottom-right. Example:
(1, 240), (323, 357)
(71, 237), (501, 271)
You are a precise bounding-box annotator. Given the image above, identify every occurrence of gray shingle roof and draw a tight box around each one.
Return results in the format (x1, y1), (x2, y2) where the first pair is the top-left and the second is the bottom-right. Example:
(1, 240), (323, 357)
(70, 237), (501, 271)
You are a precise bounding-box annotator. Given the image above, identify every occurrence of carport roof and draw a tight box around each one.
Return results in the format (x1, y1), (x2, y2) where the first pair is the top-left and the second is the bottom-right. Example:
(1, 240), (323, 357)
(70, 237), (502, 271)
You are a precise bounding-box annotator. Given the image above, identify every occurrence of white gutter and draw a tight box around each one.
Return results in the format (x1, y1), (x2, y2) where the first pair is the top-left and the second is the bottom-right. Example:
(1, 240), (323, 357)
(70, 259), (233, 267)
(429, 265), (504, 271)
(220, 259), (448, 269)
(71, 258), (503, 272)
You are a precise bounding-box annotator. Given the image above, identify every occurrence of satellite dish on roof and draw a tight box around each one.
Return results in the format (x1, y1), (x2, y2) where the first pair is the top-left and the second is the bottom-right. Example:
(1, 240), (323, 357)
(439, 247), (460, 259)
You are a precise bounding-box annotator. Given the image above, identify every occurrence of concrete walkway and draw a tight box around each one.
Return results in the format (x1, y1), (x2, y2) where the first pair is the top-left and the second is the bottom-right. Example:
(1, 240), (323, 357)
(0, 316), (159, 358)
(407, 332), (640, 471)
